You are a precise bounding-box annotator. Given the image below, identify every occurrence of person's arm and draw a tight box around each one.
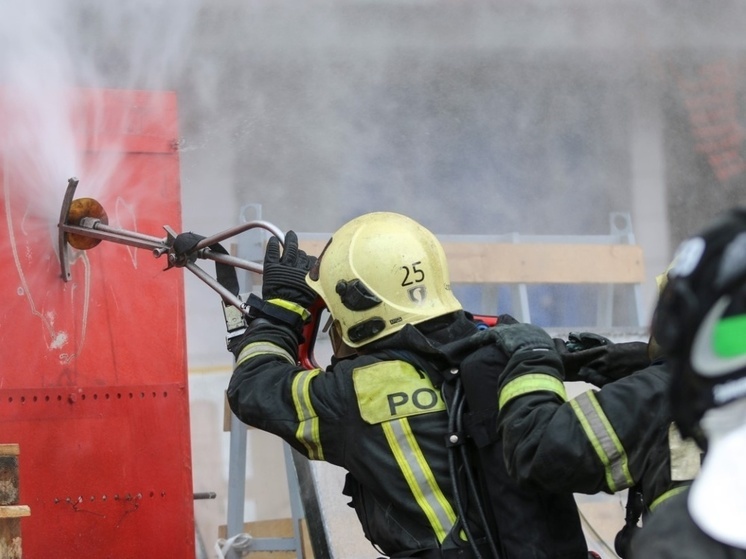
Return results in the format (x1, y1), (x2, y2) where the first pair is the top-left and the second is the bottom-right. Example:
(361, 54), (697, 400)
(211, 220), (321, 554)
(494, 324), (688, 502)
(225, 230), (344, 461)
(555, 331), (651, 387)
(491, 323), (629, 496)
(489, 323), (611, 494)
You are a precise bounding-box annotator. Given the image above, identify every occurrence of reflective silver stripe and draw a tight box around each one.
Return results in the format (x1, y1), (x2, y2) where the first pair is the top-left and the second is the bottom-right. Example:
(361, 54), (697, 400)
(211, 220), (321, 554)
(235, 341), (295, 367)
(570, 391), (633, 492)
(382, 418), (456, 542)
(292, 368), (324, 460)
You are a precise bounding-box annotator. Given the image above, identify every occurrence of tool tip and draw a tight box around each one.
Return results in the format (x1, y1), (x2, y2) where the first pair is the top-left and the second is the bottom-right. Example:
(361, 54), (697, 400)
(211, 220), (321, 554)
(66, 197), (108, 250)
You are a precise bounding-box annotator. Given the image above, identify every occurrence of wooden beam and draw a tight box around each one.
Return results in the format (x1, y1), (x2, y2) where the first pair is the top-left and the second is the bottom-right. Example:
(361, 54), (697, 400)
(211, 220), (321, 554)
(0, 506), (30, 519)
(0, 445), (19, 457)
(299, 239), (645, 285)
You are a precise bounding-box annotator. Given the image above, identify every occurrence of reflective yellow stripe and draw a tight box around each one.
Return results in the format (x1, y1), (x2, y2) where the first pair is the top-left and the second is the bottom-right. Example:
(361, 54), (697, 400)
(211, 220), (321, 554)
(649, 485), (689, 512)
(498, 373), (567, 409)
(383, 418), (456, 542)
(570, 391), (634, 492)
(267, 298), (311, 321)
(235, 341), (295, 367)
(292, 368), (324, 460)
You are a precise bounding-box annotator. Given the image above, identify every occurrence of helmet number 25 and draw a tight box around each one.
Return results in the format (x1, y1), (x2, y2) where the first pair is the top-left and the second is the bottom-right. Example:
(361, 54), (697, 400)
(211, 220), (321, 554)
(401, 261), (425, 286)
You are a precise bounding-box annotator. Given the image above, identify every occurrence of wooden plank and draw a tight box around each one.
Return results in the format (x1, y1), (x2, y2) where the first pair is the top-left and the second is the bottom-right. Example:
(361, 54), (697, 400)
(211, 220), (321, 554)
(443, 243), (645, 284)
(0, 506), (30, 519)
(0, 445), (19, 457)
(218, 517), (314, 559)
(299, 239), (645, 285)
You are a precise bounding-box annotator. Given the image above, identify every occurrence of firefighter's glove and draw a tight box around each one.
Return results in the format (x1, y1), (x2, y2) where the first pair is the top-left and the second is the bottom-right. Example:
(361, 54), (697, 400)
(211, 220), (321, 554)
(491, 323), (564, 386)
(171, 231), (205, 263)
(497, 313), (520, 325)
(556, 332), (651, 387)
(565, 331), (612, 352)
(491, 322), (556, 357)
(262, 231), (318, 310)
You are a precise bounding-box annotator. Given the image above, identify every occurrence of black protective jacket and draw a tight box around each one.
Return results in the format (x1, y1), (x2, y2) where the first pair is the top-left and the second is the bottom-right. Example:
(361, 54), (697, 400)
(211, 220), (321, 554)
(227, 311), (587, 558)
(630, 488), (746, 559)
(489, 346), (701, 513)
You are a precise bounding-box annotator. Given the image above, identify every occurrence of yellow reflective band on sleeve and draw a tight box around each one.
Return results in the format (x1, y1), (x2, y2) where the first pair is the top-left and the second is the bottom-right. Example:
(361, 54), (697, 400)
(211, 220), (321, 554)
(383, 418), (456, 543)
(570, 391), (634, 493)
(498, 374), (567, 410)
(267, 298), (311, 321)
(648, 485), (689, 513)
(292, 368), (324, 460)
(235, 341), (295, 368)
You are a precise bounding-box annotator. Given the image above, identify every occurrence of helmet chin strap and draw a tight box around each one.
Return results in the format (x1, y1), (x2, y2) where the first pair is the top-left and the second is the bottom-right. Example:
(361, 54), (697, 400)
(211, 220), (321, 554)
(327, 318), (357, 359)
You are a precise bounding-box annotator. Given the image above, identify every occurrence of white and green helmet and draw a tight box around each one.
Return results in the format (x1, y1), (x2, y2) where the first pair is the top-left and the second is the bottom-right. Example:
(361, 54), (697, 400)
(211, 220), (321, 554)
(652, 208), (746, 442)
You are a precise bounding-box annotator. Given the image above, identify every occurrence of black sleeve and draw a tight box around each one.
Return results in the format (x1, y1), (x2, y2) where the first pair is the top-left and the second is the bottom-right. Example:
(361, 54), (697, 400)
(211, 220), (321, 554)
(226, 319), (351, 464)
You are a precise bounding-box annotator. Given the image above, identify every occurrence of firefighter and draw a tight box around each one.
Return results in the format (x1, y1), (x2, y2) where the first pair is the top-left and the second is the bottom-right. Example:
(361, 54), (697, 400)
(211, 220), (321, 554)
(629, 208), (746, 558)
(225, 212), (589, 559)
(466, 282), (703, 557)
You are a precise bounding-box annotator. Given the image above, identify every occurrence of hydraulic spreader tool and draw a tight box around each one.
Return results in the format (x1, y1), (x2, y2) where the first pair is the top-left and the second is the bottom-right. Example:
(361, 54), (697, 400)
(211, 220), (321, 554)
(57, 177), (497, 368)
(56, 177), (329, 365)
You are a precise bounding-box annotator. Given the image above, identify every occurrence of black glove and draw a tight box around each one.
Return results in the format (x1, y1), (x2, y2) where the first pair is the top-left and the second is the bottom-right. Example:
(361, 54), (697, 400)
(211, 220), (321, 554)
(490, 323), (565, 398)
(565, 331), (612, 352)
(556, 331), (651, 387)
(262, 230), (318, 309)
(497, 313), (520, 325)
(491, 322), (556, 355)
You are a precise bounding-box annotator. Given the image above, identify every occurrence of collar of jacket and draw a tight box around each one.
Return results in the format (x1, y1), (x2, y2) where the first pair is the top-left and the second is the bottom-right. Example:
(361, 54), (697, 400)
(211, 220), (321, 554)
(363, 310), (478, 385)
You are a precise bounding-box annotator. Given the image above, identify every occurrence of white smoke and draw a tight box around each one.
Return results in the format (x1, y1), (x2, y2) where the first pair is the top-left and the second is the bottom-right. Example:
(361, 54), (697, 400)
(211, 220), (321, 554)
(0, 0), (203, 218)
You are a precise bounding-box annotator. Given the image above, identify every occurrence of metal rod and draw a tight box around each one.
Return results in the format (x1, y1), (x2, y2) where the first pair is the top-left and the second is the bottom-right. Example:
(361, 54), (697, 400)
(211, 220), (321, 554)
(185, 261), (250, 316)
(199, 249), (264, 273)
(81, 218), (167, 246)
(58, 177), (79, 281)
(226, 411), (249, 556)
(193, 220), (285, 252)
(59, 222), (167, 252)
(56, 178), (286, 320)
(193, 492), (217, 500)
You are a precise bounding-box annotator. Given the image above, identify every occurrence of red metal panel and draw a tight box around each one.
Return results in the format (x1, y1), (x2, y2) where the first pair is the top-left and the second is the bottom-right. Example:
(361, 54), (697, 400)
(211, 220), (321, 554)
(0, 88), (195, 558)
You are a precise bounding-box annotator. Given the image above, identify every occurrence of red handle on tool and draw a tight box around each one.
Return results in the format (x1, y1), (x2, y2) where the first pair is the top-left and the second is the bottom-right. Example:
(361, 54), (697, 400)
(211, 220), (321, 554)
(298, 298), (328, 369)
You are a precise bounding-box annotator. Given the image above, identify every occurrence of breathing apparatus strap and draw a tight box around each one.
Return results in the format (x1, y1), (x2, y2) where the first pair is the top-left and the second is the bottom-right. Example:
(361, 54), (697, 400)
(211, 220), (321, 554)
(614, 485), (643, 558)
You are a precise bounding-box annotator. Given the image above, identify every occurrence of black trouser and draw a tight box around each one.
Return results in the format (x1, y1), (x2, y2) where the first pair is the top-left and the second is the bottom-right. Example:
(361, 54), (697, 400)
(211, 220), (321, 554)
(390, 540), (496, 559)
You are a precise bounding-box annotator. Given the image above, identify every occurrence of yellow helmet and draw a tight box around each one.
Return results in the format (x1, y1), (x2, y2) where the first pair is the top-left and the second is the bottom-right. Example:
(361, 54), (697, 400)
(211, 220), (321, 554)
(306, 212), (462, 347)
